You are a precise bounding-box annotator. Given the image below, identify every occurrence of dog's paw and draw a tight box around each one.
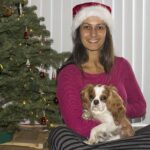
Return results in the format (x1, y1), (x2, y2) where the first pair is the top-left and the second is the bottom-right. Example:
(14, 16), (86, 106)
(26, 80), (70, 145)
(84, 139), (96, 145)
(82, 109), (91, 120)
(84, 140), (92, 145)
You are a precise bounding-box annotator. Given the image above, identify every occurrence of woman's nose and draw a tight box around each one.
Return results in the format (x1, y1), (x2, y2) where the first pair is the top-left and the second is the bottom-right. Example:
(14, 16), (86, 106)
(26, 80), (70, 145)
(90, 28), (97, 37)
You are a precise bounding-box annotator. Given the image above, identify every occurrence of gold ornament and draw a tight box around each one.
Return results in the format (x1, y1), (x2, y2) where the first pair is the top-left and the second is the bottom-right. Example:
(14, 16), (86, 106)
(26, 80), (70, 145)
(3, 6), (12, 17)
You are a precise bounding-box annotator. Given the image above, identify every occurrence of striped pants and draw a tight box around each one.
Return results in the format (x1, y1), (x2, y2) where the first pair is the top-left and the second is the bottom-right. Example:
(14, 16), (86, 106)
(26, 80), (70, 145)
(48, 125), (150, 150)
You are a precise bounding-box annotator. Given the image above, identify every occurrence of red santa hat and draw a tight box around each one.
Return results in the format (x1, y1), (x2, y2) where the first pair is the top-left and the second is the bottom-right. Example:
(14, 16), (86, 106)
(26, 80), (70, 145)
(72, 2), (113, 37)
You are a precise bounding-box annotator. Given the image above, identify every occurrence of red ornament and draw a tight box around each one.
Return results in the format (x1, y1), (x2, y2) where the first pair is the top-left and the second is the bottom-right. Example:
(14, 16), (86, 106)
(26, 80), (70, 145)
(39, 71), (45, 78)
(40, 116), (48, 125)
(53, 96), (58, 104)
(24, 26), (29, 39)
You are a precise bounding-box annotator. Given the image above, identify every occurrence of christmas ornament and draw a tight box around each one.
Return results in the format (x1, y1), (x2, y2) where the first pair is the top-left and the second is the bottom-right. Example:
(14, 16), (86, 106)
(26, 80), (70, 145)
(40, 116), (48, 125)
(53, 96), (58, 104)
(52, 70), (56, 80)
(16, 3), (23, 15)
(3, 6), (12, 17)
(40, 111), (48, 125)
(0, 64), (3, 74)
(26, 59), (30, 67)
(39, 64), (46, 78)
(39, 71), (45, 78)
(26, 59), (31, 68)
(24, 26), (29, 39)
(36, 64), (47, 78)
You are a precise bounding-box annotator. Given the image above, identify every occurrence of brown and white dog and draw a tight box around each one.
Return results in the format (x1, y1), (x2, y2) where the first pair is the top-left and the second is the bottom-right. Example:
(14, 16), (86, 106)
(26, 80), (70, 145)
(81, 84), (134, 144)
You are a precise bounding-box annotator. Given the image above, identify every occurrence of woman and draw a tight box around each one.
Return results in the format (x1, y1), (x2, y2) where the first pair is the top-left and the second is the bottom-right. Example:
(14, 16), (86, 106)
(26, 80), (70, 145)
(48, 2), (149, 150)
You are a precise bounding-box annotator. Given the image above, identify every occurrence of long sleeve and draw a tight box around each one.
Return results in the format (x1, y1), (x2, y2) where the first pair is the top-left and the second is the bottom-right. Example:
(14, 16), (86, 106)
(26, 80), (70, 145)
(56, 65), (99, 137)
(122, 59), (146, 118)
(56, 58), (147, 137)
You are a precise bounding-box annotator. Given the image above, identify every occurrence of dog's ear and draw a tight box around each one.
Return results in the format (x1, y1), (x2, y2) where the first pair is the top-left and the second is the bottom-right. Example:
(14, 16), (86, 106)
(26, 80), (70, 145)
(109, 85), (118, 92)
(106, 86), (126, 122)
(120, 118), (135, 137)
(80, 84), (94, 110)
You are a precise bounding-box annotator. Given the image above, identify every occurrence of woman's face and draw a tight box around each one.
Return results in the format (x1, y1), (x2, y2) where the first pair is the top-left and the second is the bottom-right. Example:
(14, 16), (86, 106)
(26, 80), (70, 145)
(80, 16), (107, 52)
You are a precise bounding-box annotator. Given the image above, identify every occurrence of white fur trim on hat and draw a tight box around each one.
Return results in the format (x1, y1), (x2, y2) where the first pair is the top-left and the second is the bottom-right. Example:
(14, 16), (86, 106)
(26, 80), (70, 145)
(72, 6), (113, 37)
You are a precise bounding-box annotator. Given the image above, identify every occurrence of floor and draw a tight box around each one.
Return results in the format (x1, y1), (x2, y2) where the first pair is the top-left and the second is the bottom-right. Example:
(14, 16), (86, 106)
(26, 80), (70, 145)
(0, 145), (48, 150)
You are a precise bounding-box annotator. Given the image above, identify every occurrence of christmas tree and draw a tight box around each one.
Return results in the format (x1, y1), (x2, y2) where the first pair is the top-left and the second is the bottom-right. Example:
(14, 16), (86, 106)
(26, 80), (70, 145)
(0, 0), (69, 131)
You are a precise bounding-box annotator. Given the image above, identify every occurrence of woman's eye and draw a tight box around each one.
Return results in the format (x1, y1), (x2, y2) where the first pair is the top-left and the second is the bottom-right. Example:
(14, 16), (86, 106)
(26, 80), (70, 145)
(96, 24), (106, 30)
(82, 25), (91, 30)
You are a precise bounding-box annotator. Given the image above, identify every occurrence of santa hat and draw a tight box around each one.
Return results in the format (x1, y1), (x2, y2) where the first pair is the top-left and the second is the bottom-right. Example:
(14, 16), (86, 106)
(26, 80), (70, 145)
(72, 2), (113, 37)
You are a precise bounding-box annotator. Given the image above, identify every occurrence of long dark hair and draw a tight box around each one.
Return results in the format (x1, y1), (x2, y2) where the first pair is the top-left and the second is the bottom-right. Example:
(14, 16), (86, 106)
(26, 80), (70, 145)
(58, 25), (115, 74)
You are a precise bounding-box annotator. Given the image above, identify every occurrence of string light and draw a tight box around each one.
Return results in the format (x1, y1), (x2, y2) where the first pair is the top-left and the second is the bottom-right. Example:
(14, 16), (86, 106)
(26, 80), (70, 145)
(23, 100), (26, 105)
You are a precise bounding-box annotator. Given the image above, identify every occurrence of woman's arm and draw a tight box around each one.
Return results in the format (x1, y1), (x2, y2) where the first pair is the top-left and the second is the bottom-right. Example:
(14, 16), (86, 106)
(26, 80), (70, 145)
(56, 65), (99, 137)
(123, 59), (146, 119)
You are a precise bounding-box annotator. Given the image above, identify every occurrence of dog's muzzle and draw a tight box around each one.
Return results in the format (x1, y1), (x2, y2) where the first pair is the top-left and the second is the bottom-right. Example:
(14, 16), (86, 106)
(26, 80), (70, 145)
(93, 99), (99, 105)
(91, 99), (106, 112)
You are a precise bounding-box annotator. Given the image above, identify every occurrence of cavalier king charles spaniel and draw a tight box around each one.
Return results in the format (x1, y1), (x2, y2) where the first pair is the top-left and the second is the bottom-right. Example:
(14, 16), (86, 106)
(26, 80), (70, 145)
(81, 84), (134, 144)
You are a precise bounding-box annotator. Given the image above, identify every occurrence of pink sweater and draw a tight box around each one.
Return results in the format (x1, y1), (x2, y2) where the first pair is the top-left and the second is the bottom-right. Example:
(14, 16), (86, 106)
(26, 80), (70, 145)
(56, 57), (146, 137)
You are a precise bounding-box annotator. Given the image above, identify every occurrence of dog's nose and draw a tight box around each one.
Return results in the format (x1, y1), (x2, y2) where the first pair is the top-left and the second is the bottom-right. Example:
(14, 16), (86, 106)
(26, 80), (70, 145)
(93, 99), (99, 105)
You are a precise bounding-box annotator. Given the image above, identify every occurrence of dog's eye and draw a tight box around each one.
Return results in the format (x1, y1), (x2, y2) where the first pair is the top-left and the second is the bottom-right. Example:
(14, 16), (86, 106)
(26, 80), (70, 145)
(89, 95), (94, 101)
(100, 96), (107, 101)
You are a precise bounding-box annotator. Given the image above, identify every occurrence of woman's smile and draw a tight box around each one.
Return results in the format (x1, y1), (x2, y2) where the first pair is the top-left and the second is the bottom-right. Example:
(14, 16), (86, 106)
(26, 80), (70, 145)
(88, 39), (99, 43)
